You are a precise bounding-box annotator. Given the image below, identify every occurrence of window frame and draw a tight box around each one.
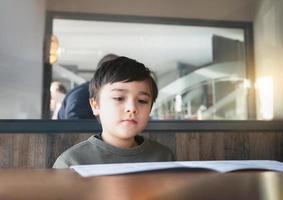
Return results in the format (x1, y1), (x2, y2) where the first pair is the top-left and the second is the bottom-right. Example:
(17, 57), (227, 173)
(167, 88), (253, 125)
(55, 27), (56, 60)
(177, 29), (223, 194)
(36, 11), (275, 133)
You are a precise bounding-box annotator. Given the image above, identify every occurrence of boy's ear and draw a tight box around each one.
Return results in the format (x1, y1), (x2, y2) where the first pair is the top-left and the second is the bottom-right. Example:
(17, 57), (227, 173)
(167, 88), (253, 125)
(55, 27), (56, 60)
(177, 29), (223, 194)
(89, 98), (100, 116)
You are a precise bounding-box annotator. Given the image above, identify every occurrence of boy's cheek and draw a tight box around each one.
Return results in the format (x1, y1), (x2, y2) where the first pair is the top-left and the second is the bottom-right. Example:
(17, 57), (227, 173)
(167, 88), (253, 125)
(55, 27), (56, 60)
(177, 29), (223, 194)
(100, 105), (119, 116)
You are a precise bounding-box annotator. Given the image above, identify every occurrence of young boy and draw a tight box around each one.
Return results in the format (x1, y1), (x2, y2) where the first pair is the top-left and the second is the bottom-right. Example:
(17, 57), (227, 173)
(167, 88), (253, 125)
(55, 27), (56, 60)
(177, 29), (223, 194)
(53, 56), (175, 168)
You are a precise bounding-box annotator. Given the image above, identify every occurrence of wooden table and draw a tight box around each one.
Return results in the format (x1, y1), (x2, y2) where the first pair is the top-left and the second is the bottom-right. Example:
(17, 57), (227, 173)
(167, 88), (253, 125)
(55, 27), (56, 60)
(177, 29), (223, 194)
(0, 169), (282, 200)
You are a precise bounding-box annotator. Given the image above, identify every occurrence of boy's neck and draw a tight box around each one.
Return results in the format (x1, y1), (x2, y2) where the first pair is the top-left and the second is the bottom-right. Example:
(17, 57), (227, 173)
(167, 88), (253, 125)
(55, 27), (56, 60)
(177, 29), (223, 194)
(101, 133), (137, 148)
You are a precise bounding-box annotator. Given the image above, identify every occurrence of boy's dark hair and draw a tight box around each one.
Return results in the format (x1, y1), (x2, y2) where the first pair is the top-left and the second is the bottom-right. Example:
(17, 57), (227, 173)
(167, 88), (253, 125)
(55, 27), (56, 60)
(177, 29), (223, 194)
(57, 83), (67, 94)
(97, 53), (118, 68)
(89, 56), (158, 104)
(52, 81), (67, 94)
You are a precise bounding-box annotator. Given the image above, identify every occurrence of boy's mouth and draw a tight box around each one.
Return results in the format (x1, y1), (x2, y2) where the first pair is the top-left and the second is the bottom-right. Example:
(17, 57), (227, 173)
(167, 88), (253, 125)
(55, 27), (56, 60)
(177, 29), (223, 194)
(121, 119), (138, 124)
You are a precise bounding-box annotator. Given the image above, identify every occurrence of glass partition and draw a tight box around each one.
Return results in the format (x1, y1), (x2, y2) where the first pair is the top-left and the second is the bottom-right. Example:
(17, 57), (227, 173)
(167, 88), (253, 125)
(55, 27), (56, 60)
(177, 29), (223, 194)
(49, 17), (254, 120)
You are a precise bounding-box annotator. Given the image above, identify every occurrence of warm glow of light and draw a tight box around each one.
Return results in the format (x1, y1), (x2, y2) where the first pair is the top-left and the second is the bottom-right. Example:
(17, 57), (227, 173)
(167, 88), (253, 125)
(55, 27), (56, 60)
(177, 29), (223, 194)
(49, 34), (59, 64)
(243, 79), (251, 89)
(255, 76), (273, 120)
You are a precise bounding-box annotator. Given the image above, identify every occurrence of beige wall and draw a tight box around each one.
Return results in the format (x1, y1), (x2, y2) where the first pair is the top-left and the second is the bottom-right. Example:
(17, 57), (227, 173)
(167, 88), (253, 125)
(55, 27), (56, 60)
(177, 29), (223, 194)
(0, 0), (46, 119)
(47, 0), (255, 22)
(254, 0), (283, 119)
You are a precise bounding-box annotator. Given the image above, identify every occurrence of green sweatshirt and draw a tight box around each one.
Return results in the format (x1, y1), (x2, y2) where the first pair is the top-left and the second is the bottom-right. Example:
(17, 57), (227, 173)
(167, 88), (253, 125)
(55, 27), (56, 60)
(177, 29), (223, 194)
(53, 135), (175, 169)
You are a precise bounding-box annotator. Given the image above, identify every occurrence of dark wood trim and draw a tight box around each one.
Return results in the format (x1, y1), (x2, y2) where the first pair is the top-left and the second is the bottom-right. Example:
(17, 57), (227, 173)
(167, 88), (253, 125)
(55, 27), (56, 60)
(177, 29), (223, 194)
(41, 11), (54, 119)
(0, 120), (283, 133)
(46, 11), (252, 29)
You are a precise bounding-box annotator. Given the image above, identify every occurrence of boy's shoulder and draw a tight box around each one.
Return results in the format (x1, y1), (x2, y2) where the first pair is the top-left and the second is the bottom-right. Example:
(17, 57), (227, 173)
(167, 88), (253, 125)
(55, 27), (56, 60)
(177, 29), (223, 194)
(59, 136), (95, 156)
(143, 137), (171, 151)
(142, 137), (175, 161)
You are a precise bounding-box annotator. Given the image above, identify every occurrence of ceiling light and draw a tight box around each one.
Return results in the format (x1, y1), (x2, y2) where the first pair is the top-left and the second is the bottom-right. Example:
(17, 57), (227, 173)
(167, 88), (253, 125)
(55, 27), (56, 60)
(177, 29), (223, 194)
(49, 34), (59, 64)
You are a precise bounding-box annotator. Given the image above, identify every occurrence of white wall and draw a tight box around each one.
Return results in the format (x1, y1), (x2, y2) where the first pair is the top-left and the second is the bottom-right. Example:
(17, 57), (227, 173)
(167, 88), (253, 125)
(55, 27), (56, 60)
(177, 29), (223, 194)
(254, 0), (283, 119)
(0, 0), (46, 119)
(47, 0), (255, 22)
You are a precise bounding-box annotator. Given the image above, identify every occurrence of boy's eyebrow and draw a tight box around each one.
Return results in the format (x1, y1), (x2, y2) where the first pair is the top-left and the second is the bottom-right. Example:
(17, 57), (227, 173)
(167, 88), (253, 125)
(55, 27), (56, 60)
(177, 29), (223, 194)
(138, 91), (151, 97)
(111, 88), (151, 97)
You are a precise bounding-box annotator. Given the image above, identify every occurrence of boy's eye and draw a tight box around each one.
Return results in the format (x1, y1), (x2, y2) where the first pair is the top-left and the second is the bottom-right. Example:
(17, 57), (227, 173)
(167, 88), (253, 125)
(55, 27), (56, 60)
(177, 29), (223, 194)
(138, 99), (149, 104)
(113, 97), (124, 101)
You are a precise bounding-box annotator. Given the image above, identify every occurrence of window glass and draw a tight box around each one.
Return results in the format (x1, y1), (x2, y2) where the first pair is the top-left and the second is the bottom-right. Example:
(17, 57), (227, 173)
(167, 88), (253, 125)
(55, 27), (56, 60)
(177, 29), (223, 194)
(52, 19), (250, 120)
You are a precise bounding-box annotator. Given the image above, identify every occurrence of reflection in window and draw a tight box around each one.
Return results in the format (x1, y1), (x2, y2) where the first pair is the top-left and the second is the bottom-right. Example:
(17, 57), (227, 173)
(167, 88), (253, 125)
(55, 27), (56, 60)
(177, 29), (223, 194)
(152, 62), (249, 120)
(256, 76), (273, 120)
(51, 19), (251, 120)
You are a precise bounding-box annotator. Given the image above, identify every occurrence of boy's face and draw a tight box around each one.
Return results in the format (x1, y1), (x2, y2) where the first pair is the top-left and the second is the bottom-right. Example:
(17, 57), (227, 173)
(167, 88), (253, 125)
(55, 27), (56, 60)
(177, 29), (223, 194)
(89, 80), (152, 148)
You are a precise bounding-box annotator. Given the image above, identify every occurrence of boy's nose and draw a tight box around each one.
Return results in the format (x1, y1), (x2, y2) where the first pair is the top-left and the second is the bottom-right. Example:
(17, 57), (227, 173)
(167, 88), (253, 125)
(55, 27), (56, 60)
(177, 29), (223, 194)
(125, 101), (137, 114)
(126, 109), (137, 114)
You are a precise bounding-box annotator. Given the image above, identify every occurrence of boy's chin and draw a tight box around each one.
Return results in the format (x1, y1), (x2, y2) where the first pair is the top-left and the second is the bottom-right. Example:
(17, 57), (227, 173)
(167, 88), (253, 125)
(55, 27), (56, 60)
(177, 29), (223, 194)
(115, 129), (141, 139)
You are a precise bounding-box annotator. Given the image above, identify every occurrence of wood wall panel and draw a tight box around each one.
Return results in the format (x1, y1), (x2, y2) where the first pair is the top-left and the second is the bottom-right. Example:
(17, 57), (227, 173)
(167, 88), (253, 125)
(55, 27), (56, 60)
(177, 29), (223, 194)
(199, 133), (225, 160)
(0, 134), (13, 168)
(0, 132), (282, 168)
(248, 132), (282, 160)
(223, 132), (250, 160)
(175, 133), (200, 160)
(0, 134), (48, 168)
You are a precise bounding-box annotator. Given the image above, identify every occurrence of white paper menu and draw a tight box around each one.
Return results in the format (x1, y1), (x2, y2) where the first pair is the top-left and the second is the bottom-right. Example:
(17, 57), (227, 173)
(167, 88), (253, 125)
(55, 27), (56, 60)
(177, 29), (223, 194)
(71, 160), (283, 177)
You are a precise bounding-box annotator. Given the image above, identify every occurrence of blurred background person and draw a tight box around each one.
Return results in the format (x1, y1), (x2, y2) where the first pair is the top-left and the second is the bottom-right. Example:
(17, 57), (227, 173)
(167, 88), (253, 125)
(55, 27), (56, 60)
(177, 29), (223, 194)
(50, 81), (67, 119)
